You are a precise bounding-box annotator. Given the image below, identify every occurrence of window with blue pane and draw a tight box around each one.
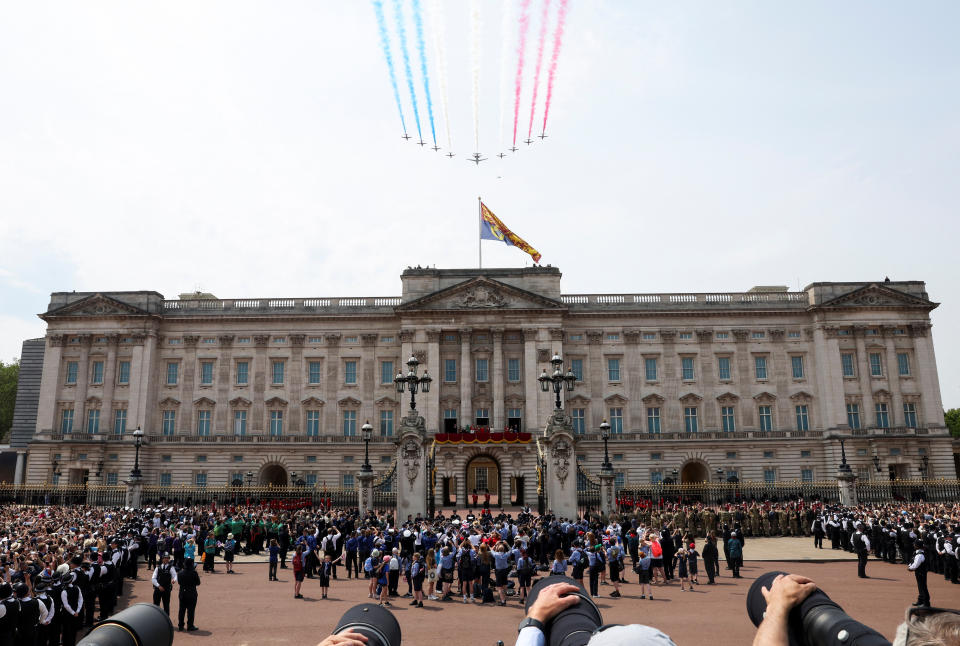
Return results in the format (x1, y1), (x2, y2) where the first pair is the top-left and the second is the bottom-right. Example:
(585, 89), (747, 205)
(647, 408), (661, 434)
(791, 356), (804, 379)
(306, 410), (320, 436)
(875, 403), (889, 428)
(507, 358), (521, 382)
(162, 410), (176, 436)
(571, 359), (583, 381)
(305, 474), (317, 487)
(309, 361), (323, 385)
(65, 361), (78, 384)
(846, 403), (860, 430)
(166, 362), (179, 385)
(234, 410), (247, 435)
(572, 408), (585, 434)
(721, 406), (735, 432)
(684, 407), (698, 433)
(160, 473), (172, 486)
(236, 361), (249, 385)
(380, 410), (394, 436)
(113, 409), (126, 435)
(644, 358), (657, 381)
(91, 361), (104, 384)
(755, 356), (767, 380)
(795, 405), (809, 431)
(869, 353), (883, 377)
(344, 361), (357, 384)
(342, 474), (355, 488)
(476, 358), (489, 382)
(614, 472), (625, 491)
(106, 472), (118, 486)
(841, 353), (855, 377)
(270, 410), (283, 436)
(117, 361), (130, 385)
(717, 357), (731, 380)
(758, 406), (772, 431)
(902, 403), (917, 428)
(609, 408), (623, 434)
(343, 410), (357, 436)
(195, 473), (207, 487)
(200, 361), (214, 385)
(61, 409), (74, 434)
(681, 357), (695, 380)
(801, 469), (813, 483)
(764, 469), (776, 483)
(607, 358), (621, 382)
(381, 361), (393, 385)
(444, 359), (457, 382)
(197, 410), (211, 436)
(650, 471), (663, 484)
(272, 361), (285, 385)
(87, 409), (100, 434)
(897, 353), (910, 376)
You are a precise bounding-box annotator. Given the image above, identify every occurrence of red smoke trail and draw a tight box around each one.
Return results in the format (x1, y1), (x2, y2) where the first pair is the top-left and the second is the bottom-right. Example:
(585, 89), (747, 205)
(527, 0), (552, 140)
(511, 0), (533, 147)
(541, 0), (569, 137)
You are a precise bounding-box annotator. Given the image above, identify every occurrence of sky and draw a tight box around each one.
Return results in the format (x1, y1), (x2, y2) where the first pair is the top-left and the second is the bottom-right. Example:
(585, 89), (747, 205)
(1, 1), (958, 407)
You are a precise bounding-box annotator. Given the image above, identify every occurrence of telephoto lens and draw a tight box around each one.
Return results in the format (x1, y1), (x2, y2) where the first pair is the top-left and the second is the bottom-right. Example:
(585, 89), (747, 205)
(77, 603), (174, 646)
(747, 572), (891, 646)
(334, 603), (402, 646)
(525, 575), (603, 646)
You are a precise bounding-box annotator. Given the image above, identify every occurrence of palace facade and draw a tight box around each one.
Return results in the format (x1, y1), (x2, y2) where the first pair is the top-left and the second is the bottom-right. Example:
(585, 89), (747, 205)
(8, 267), (956, 505)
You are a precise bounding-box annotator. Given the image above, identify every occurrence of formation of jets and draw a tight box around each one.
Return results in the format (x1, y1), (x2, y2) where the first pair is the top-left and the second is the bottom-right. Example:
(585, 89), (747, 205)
(397, 131), (550, 165)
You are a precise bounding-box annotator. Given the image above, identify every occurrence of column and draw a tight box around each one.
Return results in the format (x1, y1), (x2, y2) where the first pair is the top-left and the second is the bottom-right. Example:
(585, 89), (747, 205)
(882, 328), (904, 427)
(14, 451), (26, 484)
(181, 336), (199, 433)
(323, 334), (341, 435)
(492, 329), (505, 430)
(73, 335), (92, 426)
(216, 335), (235, 432)
(101, 335), (119, 433)
(425, 330), (441, 431)
(523, 328), (540, 429)
(459, 328), (472, 426)
(624, 331), (642, 429)
(359, 334), (378, 432)
(812, 326), (846, 429)
(587, 330), (604, 429)
(853, 328), (875, 426)
(910, 323), (944, 426)
(128, 332), (156, 432)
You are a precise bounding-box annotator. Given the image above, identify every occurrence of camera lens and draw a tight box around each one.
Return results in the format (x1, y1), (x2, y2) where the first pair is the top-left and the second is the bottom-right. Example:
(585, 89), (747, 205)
(334, 604), (401, 646)
(78, 603), (174, 646)
(525, 575), (603, 646)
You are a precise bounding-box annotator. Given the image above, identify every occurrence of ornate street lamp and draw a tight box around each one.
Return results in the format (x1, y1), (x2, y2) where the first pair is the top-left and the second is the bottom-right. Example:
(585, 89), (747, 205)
(837, 437), (852, 475)
(95, 460), (104, 478)
(872, 449), (881, 473)
(245, 470), (254, 487)
(130, 427), (144, 479)
(290, 470), (298, 486)
(361, 420), (373, 473)
(537, 353), (576, 410)
(51, 459), (61, 483)
(394, 355), (432, 411)
(599, 419), (613, 474)
(920, 455), (929, 478)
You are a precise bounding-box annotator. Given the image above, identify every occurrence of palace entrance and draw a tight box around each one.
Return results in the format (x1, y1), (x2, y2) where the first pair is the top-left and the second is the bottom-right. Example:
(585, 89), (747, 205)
(465, 455), (500, 506)
(680, 461), (709, 484)
(259, 464), (288, 486)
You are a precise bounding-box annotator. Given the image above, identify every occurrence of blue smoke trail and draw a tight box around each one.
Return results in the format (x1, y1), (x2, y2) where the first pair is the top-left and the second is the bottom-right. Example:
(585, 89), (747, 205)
(372, 0), (407, 135)
(393, 0), (422, 142)
(411, 0), (437, 147)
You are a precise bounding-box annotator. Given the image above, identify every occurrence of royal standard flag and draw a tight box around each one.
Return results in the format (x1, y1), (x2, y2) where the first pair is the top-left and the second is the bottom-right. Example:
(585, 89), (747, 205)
(480, 202), (542, 263)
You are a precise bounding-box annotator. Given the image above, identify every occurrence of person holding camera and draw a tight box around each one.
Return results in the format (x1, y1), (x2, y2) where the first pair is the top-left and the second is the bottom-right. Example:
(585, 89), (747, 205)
(750, 573), (817, 646)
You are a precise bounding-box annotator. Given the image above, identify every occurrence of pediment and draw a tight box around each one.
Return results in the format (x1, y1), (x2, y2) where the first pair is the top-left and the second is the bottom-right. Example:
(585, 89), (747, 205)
(873, 389), (891, 399)
(816, 284), (937, 311)
(567, 394), (591, 405)
(375, 396), (398, 406)
(396, 276), (566, 313)
(301, 396), (325, 407)
(679, 392), (703, 404)
(193, 397), (216, 407)
(338, 396), (361, 407)
(789, 391), (813, 402)
(159, 397), (180, 407)
(753, 391), (777, 403)
(716, 392), (740, 403)
(229, 397), (252, 407)
(604, 393), (627, 404)
(641, 393), (665, 404)
(42, 293), (153, 319)
(264, 396), (288, 407)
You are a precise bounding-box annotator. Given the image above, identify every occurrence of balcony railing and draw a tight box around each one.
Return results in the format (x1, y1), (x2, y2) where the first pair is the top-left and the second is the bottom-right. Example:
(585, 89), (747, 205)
(32, 430), (400, 444)
(162, 296), (402, 314)
(560, 291), (808, 308)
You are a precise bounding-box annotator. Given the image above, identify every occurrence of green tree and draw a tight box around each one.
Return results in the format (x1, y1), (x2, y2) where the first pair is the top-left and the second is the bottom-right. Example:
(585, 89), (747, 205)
(0, 359), (18, 442)
(945, 408), (960, 438)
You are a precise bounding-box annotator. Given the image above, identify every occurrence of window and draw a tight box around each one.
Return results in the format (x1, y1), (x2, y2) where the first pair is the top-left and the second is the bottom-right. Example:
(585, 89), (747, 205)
(60, 409), (74, 434)
(339, 358), (358, 387)
(846, 403), (861, 430)
(869, 353), (883, 377)
(857, 448), (867, 456)
(684, 407), (698, 433)
(717, 357), (731, 380)
(309, 361), (323, 385)
(200, 361), (214, 385)
(87, 409), (100, 434)
(763, 450), (775, 459)
(272, 360), (285, 385)
(166, 362), (179, 385)
(236, 361), (249, 385)
(642, 332), (656, 340)
(725, 469), (739, 481)
(162, 410), (176, 436)
(445, 334), (458, 342)
(568, 334), (583, 341)
(380, 455), (392, 464)
(475, 408), (489, 426)
(801, 450), (811, 458)
(752, 331), (765, 339)
(195, 473), (207, 487)
(65, 361), (78, 384)
(681, 357), (695, 380)
(380, 336), (395, 343)
(917, 447), (926, 455)
(716, 332), (729, 340)
(791, 355), (804, 379)
(679, 332), (692, 340)
(897, 353), (910, 376)
(726, 451), (737, 459)
(764, 469), (776, 483)
(444, 359), (457, 383)
(607, 333), (620, 341)
(91, 361), (104, 385)
(344, 336), (357, 344)
(647, 407), (661, 434)
(875, 403), (889, 428)
(305, 474), (318, 487)
(755, 356), (767, 380)
(342, 410), (357, 436)
(476, 358), (489, 382)
(507, 408), (522, 431)
(117, 361), (130, 385)
(234, 410), (247, 436)
(614, 472), (625, 490)
(113, 409), (127, 435)
(889, 448), (901, 456)
(270, 410), (284, 436)
(788, 331), (801, 338)
(609, 408), (623, 434)
(306, 410), (320, 436)
(197, 410), (211, 436)
(650, 452), (662, 460)
(306, 455), (317, 463)
(607, 358), (621, 381)
(841, 353), (855, 377)
(233, 455), (243, 463)
(106, 472), (118, 485)
(308, 337), (323, 344)
(794, 405), (810, 431)
(196, 455), (207, 462)
(507, 358), (521, 382)
(801, 469), (813, 482)
(380, 361), (394, 385)
(160, 473), (172, 486)
(903, 403), (917, 428)
(758, 405), (773, 431)
(343, 455), (354, 463)
(650, 471), (663, 484)
(572, 408), (585, 434)
(644, 358), (657, 381)
(613, 453), (624, 461)
(161, 454), (172, 462)
(571, 359), (583, 381)
(78, 453), (87, 461)
(380, 410), (394, 436)
(721, 406), (736, 432)
(342, 474), (355, 488)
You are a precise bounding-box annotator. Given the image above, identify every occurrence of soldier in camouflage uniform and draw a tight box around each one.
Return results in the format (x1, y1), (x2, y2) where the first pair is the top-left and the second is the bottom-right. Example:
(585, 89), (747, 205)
(779, 510), (790, 536)
(789, 510), (799, 537)
(750, 507), (761, 537)
(720, 510), (732, 533)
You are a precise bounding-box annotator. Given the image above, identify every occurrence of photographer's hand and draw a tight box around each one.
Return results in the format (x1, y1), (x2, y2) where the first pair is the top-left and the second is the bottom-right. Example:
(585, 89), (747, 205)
(751, 574), (816, 646)
(317, 631), (368, 646)
(526, 583), (581, 624)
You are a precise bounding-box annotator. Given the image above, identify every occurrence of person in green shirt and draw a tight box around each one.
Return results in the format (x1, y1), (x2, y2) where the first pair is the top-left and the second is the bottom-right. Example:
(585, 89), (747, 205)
(203, 532), (218, 573)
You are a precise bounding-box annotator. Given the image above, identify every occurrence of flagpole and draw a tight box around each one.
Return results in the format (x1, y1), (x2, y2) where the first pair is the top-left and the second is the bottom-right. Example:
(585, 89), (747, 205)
(478, 196), (482, 269)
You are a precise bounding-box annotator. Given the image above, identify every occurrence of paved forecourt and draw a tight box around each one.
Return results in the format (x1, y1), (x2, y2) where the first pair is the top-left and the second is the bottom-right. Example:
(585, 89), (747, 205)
(114, 555), (954, 646)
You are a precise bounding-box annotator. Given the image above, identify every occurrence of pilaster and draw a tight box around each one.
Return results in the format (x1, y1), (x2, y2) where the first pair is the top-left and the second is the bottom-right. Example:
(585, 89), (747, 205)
(492, 329), (505, 429)
(459, 329), (472, 426)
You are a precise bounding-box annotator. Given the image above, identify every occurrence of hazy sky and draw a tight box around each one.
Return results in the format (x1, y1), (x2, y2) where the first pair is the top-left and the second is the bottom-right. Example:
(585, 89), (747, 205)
(1, 1), (958, 407)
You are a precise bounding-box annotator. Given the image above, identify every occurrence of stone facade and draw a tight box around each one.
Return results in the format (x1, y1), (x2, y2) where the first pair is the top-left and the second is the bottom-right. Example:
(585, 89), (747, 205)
(13, 267), (955, 507)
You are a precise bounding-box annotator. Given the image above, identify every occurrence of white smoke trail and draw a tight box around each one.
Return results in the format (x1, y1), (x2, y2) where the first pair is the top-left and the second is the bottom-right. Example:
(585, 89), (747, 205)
(429, 0), (452, 149)
(497, 0), (512, 151)
(471, 0), (481, 151)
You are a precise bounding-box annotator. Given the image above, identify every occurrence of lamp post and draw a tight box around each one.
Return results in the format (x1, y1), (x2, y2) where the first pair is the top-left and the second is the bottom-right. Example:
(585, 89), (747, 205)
(872, 450), (881, 473)
(361, 420), (373, 473)
(245, 470), (254, 487)
(920, 455), (929, 478)
(537, 353), (576, 410)
(51, 459), (61, 484)
(715, 467), (725, 504)
(599, 419), (612, 474)
(837, 437), (852, 475)
(394, 355), (432, 412)
(291, 471), (298, 487)
(130, 426), (144, 479)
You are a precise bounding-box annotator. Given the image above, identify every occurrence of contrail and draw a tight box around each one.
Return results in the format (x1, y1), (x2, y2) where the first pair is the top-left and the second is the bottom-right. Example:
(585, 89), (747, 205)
(372, 0), (407, 135)
(471, 0), (481, 151)
(541, 0), (569, 137)
(429, 0), (452, 149)
(393, 0), (422, 142)
(497, 0), (512, 150)
(527, 0), (552, 140)
(511, 0), (532, 147)
(412, 0), (437, 147)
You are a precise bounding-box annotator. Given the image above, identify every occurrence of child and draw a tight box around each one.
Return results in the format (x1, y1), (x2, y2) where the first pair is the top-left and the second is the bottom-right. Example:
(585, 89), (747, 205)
(515, 549), (534, 603)
(551, 549), (568, 575)
(606, 543), (622, 599)
(648, 532), (665, 585)
(365, 549), (378, 599)
(687, 542), (700, 585)
(224, 533), (236, 574)
(634, 546), (653, 600)
(376, 555), (391, 606)
(292, 545), (305, 599)
(268, 538), (280, 581)
(672, 546), (690, 592)
(425, 549), (438, 600)
(410, 552), (425, 608)
(318, 552), (342, 599)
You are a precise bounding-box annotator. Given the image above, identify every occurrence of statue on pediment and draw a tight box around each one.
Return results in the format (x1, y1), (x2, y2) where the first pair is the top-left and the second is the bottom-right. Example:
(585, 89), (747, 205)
(458, 286), (506, 309)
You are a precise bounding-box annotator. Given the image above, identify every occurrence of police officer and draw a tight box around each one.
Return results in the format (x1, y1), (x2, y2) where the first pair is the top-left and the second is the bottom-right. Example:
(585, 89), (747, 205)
(852, 524), (871, 578)
(177, 559), (201, 632)
(811, 516), (825, 549)
(97, 551), (117, 620)
(59, 572), (84, 646)
(0, 582), (19, 646)
(152, 553), (177, 615)
(16, 581), (49, 646)
(908, 539), (930, 607)
(33, 579), (55, 646)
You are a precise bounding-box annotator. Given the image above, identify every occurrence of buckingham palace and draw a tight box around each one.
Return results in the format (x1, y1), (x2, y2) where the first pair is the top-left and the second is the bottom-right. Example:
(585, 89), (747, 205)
(6, 266), (957, 507)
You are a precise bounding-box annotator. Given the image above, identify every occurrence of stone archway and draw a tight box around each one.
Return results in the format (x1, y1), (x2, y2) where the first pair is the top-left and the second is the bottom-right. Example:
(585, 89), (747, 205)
(259, 463), (288, 486)
(465, 454), (501, 505)
(680, 460), (709, 484)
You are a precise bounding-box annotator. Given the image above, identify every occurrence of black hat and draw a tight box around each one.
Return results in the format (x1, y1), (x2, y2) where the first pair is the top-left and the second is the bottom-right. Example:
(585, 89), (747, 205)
(14, 582), (29, 598)
(0, 583), (11, 598)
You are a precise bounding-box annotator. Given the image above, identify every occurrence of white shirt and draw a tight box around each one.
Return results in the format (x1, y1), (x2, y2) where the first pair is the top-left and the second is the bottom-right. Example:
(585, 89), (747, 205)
(61, 586), (83, 615)
(152, 564), (179, 589)
(517, 627), (544, 646)
(908, 552), (925, 571)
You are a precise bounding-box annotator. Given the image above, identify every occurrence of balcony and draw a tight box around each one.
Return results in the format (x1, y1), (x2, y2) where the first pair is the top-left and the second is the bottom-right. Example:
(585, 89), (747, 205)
(162, 296), (402, 315)
(31, 430), (400, 444)
(560, 291), (808, 311)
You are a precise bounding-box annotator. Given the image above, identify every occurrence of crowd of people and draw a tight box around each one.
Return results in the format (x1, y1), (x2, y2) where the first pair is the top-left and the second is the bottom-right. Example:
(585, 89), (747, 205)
(0, 498), (956, 645)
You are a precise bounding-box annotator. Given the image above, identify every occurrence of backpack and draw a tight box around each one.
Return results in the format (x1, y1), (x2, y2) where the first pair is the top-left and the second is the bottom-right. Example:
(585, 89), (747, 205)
(517, 557), (534, 577)
(651, 542), (662, 558)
